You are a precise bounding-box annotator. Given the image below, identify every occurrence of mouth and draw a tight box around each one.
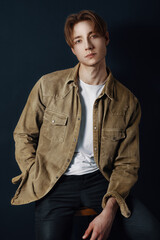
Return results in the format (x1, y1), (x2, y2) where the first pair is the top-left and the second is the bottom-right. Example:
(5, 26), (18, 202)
(85, 53), (96, 58)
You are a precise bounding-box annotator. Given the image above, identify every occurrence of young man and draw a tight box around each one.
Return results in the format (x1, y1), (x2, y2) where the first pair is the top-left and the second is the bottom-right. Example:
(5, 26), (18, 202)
(11, 10), (160, 240)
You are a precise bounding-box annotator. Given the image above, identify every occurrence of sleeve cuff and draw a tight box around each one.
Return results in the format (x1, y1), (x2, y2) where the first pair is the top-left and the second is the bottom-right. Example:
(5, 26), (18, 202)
(102, 191), (131, 218)
(12, 174), (23, 184)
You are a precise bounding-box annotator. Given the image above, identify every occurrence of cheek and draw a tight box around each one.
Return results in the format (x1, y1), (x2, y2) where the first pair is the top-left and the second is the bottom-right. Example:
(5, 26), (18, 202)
(74, 46), (82, 55)
(75, 49), (84, 59)
(99, 44), (107, 55)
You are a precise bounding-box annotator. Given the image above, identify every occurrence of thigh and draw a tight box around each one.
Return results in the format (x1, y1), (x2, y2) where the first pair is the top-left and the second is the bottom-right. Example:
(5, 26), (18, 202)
(111, 196), (160, 240)
(35, 175), (81, 221)
(80, 170), (109, 213)
(35, 215), (74, 240)
(35, 176), (81, 240)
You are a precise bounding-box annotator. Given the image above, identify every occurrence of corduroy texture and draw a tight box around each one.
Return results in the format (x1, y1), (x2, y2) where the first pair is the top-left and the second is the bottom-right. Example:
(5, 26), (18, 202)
(11, 63), (141, 218)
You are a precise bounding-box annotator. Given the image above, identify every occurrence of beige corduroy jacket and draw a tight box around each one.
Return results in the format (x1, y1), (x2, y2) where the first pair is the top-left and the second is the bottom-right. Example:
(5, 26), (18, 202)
(11, 63), (141, 218)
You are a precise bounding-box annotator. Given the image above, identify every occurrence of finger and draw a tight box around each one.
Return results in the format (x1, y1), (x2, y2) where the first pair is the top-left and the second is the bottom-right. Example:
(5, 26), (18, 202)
(90, 230), (99, 240)
(82, 223), (93, 239)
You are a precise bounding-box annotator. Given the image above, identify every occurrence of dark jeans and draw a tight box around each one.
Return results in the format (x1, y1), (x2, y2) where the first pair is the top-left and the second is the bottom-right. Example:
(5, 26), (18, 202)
(35, 170), (160, 240)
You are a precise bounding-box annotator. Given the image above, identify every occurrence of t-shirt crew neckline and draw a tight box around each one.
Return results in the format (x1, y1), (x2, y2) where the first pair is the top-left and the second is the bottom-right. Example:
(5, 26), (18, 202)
(79, 78), (108, 87)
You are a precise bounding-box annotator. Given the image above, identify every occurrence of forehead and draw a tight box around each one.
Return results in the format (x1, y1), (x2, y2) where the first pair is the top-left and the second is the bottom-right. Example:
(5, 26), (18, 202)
(72, 20), (95, 37)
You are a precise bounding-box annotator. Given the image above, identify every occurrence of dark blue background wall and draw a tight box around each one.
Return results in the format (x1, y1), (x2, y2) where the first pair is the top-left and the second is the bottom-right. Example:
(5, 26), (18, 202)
(1, 0), (160, 239)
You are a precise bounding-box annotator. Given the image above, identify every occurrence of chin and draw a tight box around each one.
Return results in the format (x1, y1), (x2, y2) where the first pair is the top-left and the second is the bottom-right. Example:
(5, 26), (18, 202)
(82, 60), (99, 67)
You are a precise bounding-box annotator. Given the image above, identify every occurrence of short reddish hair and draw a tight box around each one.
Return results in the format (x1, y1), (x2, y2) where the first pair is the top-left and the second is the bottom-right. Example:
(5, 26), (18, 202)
(64, 10), (108, 47)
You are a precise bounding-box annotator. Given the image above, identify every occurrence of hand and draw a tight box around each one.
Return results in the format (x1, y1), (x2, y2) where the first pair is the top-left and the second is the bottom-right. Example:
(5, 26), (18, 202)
(82, 212), (112, 240)
(82, 197), (118, 240)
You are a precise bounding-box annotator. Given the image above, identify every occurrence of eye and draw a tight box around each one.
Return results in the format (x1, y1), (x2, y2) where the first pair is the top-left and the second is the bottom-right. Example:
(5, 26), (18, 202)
(90, 34), (98, 39)
(74, 39), (82, 44)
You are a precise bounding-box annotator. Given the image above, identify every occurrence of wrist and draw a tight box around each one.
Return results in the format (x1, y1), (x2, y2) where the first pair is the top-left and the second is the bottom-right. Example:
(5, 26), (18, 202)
(102, 197), (119, 216)
(107, 197), (119, 209)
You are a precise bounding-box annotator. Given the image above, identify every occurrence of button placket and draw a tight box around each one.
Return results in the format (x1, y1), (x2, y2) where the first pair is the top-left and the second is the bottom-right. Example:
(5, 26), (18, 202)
(66, 95), (82, 172)
(93, 105), (98, 160)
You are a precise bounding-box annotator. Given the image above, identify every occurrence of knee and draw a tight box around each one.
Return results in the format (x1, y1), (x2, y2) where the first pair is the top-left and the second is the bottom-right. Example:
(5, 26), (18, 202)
(127, 196), (160, 239)
(145, 221), (160, 240)
(35, 222), (55, 240)
(129, 218), (160, 240)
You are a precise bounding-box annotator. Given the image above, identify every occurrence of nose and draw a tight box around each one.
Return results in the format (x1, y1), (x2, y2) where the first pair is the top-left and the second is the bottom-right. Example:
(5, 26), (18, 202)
(85, 38), (94, 51)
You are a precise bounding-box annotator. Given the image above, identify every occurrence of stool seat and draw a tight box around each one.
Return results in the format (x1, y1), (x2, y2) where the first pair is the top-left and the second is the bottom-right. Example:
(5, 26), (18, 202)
(71, 208), (97, 239)
(75, 207), (97, 216)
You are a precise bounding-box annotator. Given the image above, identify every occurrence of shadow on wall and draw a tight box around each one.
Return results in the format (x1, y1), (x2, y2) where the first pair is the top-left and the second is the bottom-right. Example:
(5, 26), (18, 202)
(108, 25), (160, 220)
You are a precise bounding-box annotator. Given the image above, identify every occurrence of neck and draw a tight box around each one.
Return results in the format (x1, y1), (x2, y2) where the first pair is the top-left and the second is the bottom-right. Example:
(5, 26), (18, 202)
(79, 61), (108, 85)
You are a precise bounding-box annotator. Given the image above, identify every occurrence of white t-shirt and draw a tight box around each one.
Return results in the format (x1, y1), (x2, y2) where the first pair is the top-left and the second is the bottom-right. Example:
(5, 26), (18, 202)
(65, 79), (105, 175)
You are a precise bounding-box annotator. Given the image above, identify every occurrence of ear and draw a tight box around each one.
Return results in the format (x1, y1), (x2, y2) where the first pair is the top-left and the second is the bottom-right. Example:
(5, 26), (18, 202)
(105, 31), (110, 46)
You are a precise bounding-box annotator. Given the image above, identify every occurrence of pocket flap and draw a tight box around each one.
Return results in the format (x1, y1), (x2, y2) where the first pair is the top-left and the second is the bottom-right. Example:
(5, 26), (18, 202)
(51, 114), (67, 126)
(44, 110), (68, 126)
(103, 130), (125, 141)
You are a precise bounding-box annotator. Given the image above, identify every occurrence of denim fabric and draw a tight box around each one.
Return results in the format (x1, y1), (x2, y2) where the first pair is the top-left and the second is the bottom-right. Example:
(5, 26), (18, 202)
(35, 171), (160, 240)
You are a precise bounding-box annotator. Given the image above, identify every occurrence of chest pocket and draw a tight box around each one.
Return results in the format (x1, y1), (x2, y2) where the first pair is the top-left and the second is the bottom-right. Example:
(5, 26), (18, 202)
(102, 129), (125, 141)
(42, 109), (68, 142)
(101, 129), (125, 162)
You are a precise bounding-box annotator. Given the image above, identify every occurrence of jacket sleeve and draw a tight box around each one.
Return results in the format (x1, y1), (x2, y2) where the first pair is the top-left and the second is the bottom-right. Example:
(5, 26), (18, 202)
(12, 79), (45, 182)
(102, 96), (141, 218)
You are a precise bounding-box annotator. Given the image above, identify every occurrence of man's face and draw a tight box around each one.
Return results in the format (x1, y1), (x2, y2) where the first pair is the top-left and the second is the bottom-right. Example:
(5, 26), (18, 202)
(71, 20), (109, 67)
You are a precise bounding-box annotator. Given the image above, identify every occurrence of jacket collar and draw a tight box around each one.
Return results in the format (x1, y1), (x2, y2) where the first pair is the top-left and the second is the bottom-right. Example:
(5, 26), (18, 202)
(66, 63), (115, 100)
(66, 63), (80, 85)
(102, 70), (114, 100)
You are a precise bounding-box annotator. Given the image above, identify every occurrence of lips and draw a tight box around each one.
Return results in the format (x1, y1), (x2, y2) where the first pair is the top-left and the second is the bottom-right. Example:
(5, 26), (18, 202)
(85, 53), (96, 58)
